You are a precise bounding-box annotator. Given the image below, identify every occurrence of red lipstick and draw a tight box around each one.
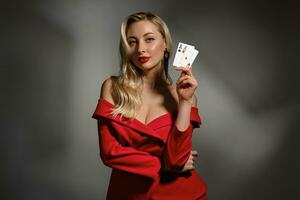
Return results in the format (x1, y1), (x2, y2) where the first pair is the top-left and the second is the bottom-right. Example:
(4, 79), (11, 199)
(138, 56), (150, 64)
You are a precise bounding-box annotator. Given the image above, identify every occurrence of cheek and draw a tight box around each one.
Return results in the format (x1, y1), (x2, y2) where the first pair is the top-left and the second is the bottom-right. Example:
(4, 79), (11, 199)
(151, 43), (165, 56)
(128, 50), (138, 61)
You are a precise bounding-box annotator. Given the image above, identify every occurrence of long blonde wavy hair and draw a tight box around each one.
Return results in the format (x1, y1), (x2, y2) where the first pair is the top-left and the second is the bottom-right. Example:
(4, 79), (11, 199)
(111, 12), (172, 119)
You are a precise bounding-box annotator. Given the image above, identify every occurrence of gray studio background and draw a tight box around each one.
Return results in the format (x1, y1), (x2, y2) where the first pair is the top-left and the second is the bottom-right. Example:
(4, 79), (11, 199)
(1, 0), (299, 199)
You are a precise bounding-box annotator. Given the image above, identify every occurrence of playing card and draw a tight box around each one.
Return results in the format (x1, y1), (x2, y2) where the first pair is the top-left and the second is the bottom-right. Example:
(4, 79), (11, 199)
(172, 43), (183, 66)
(186, 49), (199, 68)
(173, 42), (194, 67)
(172, 42), (199, 68)
(177, 45), (195, 67)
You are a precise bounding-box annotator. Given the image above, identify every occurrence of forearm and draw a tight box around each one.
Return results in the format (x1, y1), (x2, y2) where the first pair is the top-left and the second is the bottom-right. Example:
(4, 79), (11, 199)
(98, 121), (161, 179)
(100, 145), (161, 179)
(163, 124), (193, 170)
(175, 99), (193, 131)
(165, 97), (195, 170)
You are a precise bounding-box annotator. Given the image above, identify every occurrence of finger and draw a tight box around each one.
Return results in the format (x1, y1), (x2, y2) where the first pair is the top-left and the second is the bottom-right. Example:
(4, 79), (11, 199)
(177, 79), (197, 88)
(187, 163), (194, 169)
(175, 67), (192, 76)
(192, 156), (197, 161)
(191, 150), (198, 156)
(176, 76), (189, 85)
(175, 66), (191, 72)
(177, 75), (196, 84)
(178, 75), (197, 83)
(175, 66), (186, 71)
(177, 81), (190, 89)
(190, 165), (195, 170)
(187, 155), (193, 162)
(185, 67), (192, 75)
(176, 76), (198, 89)
(182, 163), (192, 172)
(178, 70), (185, 78)
(185, 163), (195, 172)
(177, 80), (191, 88)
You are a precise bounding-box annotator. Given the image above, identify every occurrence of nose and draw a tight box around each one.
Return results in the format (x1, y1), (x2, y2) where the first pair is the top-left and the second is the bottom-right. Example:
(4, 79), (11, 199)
(137, 41), (146, 54)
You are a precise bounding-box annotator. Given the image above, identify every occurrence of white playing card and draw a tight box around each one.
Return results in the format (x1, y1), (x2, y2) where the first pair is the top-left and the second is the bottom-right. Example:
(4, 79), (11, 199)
(173, 43), (183, 66)
(186, 49), (199, 68)
(177, 44), (195, 67)
(173, 42), (194, 67)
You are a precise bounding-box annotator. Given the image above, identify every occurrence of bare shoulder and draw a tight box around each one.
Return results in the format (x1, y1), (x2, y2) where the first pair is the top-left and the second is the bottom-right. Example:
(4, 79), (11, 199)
(100, 77), (115, 104)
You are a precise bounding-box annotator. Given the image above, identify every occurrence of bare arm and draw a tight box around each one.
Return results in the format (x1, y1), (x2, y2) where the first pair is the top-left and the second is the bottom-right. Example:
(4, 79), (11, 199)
(175, 67), (198, 131)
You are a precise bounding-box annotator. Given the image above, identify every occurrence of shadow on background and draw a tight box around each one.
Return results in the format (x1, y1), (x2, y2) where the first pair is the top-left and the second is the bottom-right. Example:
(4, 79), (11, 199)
(231, 110), (300, 199)
(0, 1), (75, 199)
(165, 0), (300, 199)
(229, 2), (300, 199)
(1, 0), (299, 200)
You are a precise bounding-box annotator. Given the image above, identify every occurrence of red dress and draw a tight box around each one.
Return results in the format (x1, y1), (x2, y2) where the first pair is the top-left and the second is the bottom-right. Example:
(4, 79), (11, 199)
(92, 98), (207, 200)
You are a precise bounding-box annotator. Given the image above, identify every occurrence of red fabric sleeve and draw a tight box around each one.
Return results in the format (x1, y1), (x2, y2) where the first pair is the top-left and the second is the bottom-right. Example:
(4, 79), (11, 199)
(164, 107), (202, 170)
(97, 119), (161, 180)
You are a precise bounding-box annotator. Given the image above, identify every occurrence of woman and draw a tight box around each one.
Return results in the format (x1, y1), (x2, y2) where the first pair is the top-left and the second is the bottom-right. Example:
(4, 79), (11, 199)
(92, 12), (207, 200)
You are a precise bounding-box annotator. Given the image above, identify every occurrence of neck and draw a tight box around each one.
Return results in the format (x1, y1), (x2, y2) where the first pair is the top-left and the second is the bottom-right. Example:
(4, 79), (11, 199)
(141, 65), (165, 88)
(143, 72), (170, 93)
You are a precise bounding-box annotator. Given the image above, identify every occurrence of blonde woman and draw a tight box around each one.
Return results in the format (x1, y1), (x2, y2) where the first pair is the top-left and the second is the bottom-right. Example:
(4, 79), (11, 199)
(92, 12), (207, 200)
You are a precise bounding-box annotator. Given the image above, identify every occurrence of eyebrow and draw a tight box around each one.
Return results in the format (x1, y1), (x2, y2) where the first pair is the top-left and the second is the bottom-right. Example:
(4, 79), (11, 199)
(127, 32), (155, 39)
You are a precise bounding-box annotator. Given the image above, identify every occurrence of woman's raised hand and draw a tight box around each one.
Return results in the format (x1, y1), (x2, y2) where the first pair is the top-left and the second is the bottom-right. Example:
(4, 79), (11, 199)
(175, 67), (198, 102)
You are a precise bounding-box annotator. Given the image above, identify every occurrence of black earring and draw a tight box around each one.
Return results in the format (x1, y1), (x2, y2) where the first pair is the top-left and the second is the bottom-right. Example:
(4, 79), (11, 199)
(163, 48), (169, 80)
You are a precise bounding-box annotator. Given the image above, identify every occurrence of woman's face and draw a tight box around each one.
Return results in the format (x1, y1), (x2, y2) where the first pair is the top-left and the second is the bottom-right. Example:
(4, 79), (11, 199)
(126, 20), (166, 72)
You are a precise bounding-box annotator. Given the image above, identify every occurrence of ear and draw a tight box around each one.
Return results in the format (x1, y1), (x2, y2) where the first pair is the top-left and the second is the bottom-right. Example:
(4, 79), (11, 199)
(164, 40), (167, 49)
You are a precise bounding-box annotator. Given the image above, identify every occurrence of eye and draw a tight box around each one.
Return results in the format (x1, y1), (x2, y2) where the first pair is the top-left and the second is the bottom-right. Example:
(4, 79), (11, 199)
(145, 38), (155, 43)
(128, 40), (136, 46)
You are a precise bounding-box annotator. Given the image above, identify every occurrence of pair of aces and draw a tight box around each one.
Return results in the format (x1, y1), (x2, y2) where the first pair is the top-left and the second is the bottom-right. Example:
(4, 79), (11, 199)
(172, 42), (199, 68)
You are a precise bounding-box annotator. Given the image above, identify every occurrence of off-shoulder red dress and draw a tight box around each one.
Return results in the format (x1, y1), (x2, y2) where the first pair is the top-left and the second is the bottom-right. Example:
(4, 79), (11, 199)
(92, 98), (207, 200)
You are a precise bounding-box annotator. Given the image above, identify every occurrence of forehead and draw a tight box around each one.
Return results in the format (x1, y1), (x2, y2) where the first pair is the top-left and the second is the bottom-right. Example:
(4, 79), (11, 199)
(126, 20), (161, 37)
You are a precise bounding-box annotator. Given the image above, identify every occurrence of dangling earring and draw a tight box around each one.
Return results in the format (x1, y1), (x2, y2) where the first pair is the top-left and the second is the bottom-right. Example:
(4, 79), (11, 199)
(163, 48), (169, 80)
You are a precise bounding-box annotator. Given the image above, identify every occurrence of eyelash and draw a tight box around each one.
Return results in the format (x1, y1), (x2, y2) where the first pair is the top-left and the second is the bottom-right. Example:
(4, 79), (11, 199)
(128, 41), (136, 46)
(145, 38), (155, 42)
(128, 38), (155, 46)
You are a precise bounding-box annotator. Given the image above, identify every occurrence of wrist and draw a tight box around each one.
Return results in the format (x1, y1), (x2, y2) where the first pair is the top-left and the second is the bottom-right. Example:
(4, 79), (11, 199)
(179, 98), (193, 106)
(178, 98), (193, 115)
(176, 98), (192, 130)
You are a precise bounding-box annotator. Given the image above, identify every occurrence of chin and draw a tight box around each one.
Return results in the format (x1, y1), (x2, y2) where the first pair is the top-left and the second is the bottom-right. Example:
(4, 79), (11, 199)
(136, 62), (152, 70)
(134, 61), (161, 72)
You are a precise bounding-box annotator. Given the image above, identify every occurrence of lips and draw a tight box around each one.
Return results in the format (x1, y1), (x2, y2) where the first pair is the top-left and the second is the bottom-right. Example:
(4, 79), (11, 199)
(138, 56), (150, 64)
